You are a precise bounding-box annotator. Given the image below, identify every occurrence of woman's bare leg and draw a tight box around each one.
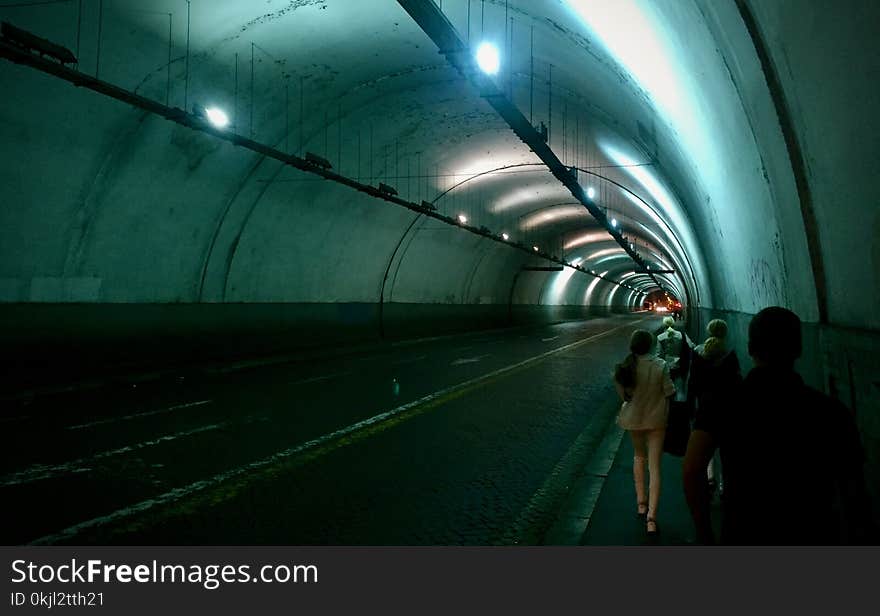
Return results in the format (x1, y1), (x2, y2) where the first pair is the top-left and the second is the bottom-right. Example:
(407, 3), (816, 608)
(629, 430), (648, 513)
(646, 429), (666, 524)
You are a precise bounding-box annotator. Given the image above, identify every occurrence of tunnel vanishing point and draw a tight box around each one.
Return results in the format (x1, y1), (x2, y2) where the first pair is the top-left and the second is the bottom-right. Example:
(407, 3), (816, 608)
(0, 0), (878, 544)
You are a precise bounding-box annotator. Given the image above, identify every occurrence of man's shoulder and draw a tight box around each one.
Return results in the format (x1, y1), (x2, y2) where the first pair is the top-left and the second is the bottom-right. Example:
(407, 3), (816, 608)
(800, 383), (850, 418)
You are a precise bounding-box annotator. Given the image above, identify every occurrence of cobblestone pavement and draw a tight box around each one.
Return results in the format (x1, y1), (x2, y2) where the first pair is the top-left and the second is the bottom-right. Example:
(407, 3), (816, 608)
(1, 314), (661, 545)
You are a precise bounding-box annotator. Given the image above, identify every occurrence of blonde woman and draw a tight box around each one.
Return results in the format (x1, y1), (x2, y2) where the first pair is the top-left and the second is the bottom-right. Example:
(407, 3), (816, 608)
(688, 319), (741, 494)
(614, 329), (676, 535)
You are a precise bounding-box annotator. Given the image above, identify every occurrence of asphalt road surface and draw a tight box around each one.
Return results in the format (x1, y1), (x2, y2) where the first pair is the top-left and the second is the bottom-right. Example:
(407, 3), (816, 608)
(1, 314), (661, 545)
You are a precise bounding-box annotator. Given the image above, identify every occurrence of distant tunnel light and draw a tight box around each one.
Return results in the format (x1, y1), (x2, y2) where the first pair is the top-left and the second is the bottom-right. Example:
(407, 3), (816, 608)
(458, 214), (468, 224)
(587, 186), (596, 199)
(533, 245), (539, 252)
(611, 218), (618, 227)
(205, 106), (229, 128)
(476, 42), (500, 75)
(502, 232), (509, 241)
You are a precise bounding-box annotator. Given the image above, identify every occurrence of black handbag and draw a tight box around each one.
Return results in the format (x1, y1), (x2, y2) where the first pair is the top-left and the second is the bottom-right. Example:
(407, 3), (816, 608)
(663, 399), (692, 456)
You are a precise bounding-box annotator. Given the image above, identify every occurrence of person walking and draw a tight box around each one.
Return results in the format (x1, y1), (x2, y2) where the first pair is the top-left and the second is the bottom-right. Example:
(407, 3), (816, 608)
(614, 329), (676, 535)
(656, 316), (693, 456)
(683, 307), (872, 544)
(656, 316), (693, 396)
(687, 319), (741, 495)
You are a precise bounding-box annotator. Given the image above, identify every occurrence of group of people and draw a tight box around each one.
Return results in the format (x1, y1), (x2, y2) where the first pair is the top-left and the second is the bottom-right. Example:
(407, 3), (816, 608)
(612, 307), (872, 544)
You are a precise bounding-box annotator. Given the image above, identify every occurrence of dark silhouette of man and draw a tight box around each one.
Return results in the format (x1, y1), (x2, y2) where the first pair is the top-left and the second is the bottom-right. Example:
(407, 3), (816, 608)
(683, 307), (872, 544)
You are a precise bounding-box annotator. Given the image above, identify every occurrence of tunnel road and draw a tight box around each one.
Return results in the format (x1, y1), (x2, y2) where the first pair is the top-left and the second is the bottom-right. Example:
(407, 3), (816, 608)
(1, 314), (656, 545)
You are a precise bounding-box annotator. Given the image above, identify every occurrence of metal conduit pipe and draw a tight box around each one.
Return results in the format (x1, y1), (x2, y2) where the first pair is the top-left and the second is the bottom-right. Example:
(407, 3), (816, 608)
(0, 37), (643, 295)
(396, 0), (667, 294)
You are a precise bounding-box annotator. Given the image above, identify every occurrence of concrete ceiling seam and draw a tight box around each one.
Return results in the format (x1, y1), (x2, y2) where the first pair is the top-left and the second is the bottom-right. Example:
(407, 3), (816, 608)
(419, 155), (686, 290)
(197, 155), (275, 300)
(733, 0), (827, 323)
(392, 137), (694, 301)
(378, 209), (422, 338)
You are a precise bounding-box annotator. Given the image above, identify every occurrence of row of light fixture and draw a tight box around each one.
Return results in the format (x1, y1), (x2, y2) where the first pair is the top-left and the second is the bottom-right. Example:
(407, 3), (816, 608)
(474, 40), (649, 289)
(183, 40), (644, 296)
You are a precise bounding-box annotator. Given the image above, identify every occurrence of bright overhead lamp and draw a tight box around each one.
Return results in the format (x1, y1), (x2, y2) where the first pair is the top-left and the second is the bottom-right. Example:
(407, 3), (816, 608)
(204, 106), (229, 128)
(587, 186), (596, 199)
(533, 245), (539, 252)
(476, 42), (500, 75)
(458, 214), (468, 224)
(611, 218), (618, 227)
(501, 232), (509, 241)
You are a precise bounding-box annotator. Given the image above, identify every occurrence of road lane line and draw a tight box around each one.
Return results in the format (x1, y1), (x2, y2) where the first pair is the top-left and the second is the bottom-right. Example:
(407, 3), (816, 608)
(1, 423), (226, 487)
(65, 400), (213, 431)
(541, 336), (560, 342)
(287, 372), (351, 386)
(392, 354), (428, 365)
(0, 415), (29, 424)
(31, 317), (644, 545)
(450, 354), (490, 366)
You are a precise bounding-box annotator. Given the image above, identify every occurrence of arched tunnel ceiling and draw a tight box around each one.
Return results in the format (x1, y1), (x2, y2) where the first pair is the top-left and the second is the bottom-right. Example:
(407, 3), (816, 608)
(1, 0), (878, 326)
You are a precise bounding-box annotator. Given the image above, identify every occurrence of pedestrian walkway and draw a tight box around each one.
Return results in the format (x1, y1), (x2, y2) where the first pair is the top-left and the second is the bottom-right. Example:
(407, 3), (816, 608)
(580, 436), (709, 545)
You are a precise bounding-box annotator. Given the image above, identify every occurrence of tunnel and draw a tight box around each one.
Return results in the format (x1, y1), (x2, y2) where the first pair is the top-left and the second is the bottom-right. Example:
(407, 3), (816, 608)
(0, 0), (877, 545)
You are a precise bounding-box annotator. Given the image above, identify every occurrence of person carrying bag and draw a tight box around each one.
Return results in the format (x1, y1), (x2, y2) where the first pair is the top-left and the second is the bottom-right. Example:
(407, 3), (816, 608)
(657, 317), (693, 456)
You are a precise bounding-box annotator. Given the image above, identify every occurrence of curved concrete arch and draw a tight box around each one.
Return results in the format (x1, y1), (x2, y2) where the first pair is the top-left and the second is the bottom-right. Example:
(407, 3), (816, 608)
(2, 3), (878, 505)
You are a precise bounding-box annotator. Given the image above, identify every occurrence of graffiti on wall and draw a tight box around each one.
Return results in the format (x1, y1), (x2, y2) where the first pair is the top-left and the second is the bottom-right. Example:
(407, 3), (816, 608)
(748, 258), (783, 308)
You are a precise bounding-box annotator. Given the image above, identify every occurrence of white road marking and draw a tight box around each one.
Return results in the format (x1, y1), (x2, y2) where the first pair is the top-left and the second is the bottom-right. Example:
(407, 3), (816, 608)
(450, 354), (490, 366)
(392, 354), (428, 365)
(287, 372), (351, 386)
(65, 400), (213, 431)
(541, 336), (560, 342)
(0, 415), (29, 424)
(30, 318), (644, 545)
(2, 423), (226, 487)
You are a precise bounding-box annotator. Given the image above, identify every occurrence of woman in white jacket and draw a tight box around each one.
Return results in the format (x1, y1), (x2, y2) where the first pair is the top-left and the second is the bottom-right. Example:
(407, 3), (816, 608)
(614, 329), (676, 535)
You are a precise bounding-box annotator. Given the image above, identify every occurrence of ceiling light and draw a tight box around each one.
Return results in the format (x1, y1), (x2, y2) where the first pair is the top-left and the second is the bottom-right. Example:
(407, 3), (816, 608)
(533, 246), (539, 252)
(458, 214), (468, 224)
(501, 232), (509, 241)
(587, 186), (596, 199)
(476, 42), (500, 75)
(204, 106), (229, 128)
(611, 218), (618, 227)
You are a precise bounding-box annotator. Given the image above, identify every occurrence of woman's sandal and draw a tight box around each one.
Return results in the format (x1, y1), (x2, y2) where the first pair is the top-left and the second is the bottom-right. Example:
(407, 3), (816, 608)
(646, 517), (659, 535)
(637, 502), (648, 518)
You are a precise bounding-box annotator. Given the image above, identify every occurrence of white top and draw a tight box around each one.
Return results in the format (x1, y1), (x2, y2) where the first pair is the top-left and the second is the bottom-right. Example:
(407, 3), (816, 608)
(657, 327), (693, 402)
(656, 328), (683, 369)
(615, 355), (676, 431)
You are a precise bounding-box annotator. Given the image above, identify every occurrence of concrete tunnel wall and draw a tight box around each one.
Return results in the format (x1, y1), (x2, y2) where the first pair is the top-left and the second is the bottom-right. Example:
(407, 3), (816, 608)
(0, 1), (878, 514)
